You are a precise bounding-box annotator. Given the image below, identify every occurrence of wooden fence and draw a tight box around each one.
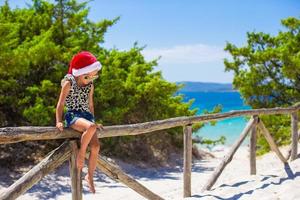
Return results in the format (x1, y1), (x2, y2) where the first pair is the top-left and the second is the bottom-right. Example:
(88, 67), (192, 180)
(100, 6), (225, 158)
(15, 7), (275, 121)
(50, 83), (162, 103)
(0, 103), (299, 200)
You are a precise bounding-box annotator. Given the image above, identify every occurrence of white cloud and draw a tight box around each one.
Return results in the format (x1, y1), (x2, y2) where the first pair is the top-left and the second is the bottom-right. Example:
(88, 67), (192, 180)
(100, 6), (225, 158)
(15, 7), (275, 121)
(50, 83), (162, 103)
(142, 44), (229, 64)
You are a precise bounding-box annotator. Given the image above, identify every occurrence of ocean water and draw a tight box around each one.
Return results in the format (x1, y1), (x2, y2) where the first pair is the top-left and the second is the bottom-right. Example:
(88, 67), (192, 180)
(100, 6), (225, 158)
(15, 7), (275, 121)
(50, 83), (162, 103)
(179, 91), (252, 146)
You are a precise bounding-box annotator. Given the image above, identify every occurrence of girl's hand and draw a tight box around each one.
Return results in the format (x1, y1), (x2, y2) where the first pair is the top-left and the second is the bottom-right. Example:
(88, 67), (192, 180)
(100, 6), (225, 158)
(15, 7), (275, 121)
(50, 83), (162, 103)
(97, 123), (104, 130)
(56, 122), (64, 132)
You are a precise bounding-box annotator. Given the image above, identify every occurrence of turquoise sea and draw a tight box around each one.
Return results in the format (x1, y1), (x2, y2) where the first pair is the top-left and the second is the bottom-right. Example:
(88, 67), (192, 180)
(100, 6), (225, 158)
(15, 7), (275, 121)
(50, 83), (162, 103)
(179, 91), (252, 146)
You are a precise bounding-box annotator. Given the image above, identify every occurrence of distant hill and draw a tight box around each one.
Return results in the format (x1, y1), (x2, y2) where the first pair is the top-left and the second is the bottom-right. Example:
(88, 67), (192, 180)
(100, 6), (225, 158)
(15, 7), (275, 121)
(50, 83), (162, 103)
(176, 81), (236, 92)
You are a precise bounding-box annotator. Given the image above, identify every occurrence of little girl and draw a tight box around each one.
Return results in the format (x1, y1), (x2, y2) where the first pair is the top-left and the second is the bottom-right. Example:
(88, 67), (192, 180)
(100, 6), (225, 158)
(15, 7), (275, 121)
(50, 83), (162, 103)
(55, 51), (104, 193)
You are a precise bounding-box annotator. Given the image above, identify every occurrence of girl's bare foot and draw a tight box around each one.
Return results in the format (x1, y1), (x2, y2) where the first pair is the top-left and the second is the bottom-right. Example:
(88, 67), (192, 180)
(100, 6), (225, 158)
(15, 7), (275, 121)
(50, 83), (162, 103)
(76, 152), (85, 170)
(85, 174), (96, 193)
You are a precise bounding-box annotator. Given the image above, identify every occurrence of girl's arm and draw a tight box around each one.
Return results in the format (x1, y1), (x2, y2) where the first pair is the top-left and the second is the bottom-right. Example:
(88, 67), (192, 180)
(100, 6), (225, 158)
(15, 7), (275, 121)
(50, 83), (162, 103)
(88, 83), (103, 130)
(56, 81), (71, 128)
(88, 83), (95, 116)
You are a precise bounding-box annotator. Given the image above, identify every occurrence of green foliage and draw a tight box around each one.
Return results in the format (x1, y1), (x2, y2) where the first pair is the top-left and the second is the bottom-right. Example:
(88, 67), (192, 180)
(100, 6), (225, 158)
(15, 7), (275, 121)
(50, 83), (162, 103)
(21, 80), (57, 125)
(224, 16), (300, 154)
(0, 0), (117, 126)
(95, 46), (198, 125)
(193, 135), (226, 150)
(256, 115), (292, 155)
(0, 0), (224, 160)
(203, 104), (222, 126)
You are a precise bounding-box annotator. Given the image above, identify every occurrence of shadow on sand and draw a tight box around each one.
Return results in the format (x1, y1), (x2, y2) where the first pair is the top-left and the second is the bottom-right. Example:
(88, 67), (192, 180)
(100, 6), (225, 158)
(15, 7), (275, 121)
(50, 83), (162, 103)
(192, 162), (300, 200)
(0, 155), (215, 200)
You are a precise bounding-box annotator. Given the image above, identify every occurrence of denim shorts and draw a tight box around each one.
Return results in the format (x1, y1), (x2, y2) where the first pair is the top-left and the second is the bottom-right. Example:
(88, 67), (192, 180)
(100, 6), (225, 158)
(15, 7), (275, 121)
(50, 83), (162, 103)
(64, 110), (95, 128)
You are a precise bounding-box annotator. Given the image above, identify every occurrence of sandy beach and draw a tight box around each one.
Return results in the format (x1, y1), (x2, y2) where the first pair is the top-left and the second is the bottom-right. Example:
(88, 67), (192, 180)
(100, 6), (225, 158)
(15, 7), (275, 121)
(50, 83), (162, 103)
(0, 145), (299, 200)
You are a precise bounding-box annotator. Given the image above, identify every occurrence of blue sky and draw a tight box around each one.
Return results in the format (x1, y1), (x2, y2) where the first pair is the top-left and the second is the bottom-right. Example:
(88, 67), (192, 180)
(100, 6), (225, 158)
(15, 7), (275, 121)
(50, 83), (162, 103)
(2, 0), (300, 83)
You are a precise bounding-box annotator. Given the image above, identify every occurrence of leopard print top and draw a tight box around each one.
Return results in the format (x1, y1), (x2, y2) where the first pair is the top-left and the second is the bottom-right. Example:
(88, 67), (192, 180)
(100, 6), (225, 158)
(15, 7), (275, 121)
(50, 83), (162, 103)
(61, 74), (92, 112)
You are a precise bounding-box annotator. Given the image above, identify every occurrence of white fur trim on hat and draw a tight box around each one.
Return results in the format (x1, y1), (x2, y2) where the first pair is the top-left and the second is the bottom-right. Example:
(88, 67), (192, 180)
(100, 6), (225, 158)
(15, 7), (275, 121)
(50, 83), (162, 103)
(72, 61), (102, 77)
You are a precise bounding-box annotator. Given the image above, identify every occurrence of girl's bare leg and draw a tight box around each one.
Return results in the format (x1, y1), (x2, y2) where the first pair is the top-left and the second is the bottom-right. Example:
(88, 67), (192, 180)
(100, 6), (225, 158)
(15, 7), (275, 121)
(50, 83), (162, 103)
(70, 118), (97, 170)
(70, 118), (100, 193)
(77, 124), (97, 169)
(85, 133), (100, 193)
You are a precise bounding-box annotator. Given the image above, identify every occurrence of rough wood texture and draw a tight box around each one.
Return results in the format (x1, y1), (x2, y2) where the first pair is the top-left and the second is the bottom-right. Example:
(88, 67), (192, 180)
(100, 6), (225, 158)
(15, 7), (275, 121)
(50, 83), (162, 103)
(183, 125), (192, 197)
(69, 140), (82, 200)
(201, 117), (256, 192)
(291, 112), (298, 161)
(257, 120), (287, 163)
(0, 141), (72, 200)
(1, 103), (300, 144)
(285, 130), (300, 160)
(250, 116), (258, 175)
(94, 155), (164, 200)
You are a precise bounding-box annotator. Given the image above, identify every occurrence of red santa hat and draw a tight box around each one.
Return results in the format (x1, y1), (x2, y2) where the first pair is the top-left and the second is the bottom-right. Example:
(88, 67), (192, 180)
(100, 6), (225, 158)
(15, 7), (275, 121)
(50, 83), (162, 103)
(68, 51), (102, 77)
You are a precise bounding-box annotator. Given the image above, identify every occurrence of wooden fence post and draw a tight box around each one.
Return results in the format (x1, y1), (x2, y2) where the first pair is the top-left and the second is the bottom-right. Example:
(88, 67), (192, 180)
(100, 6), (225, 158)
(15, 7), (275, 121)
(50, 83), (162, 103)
(94, 155), (164, 200)
(291, 112), (298, 161)
(0, 141), (72, 200)
(250, 116), (258, 175)
(69, 140), (82, 200)
(257, 120), (287, 163)
(201, 117), (256, 192)
(183, 125), (192, 198)
(285, 129), (300, 160)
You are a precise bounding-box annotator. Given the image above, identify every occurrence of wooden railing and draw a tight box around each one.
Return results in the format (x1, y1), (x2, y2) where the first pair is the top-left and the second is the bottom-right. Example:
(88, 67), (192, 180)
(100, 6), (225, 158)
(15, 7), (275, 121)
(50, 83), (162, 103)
(0, 103), (299, 200)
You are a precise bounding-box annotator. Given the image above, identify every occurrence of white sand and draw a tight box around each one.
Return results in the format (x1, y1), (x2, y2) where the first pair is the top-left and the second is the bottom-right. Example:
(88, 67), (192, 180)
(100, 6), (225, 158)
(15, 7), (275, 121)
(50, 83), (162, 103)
(0, 145), (299, 200)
